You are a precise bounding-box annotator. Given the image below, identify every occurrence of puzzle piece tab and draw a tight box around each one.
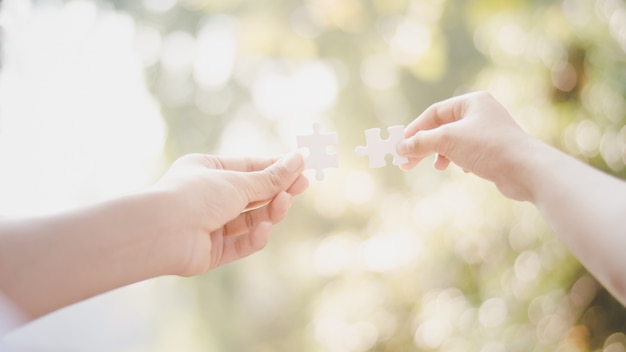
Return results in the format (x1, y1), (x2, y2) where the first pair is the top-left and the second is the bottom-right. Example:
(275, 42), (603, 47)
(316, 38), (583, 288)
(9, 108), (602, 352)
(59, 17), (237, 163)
(296, 123), (338, 180)
(355, 125), (408, 168)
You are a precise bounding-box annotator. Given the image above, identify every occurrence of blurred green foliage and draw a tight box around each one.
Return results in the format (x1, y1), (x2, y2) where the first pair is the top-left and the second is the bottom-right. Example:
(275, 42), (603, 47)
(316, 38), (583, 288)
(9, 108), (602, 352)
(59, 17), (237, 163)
(108, 0), (626, 350)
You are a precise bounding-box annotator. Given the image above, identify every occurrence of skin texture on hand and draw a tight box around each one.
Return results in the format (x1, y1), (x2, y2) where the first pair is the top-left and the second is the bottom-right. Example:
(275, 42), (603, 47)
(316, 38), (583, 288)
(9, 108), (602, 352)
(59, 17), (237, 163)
(0, 152), (308, 320)
(397, 91), (626, 306)
(397, 91), (538, 201)
(151, 152), (309, 276)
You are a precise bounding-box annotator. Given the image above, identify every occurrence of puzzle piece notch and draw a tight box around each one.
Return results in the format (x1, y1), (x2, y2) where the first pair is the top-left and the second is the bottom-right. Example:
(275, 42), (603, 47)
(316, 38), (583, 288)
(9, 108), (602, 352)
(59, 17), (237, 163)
(296, 123), (339, 180)
(355, 125), (408, 168)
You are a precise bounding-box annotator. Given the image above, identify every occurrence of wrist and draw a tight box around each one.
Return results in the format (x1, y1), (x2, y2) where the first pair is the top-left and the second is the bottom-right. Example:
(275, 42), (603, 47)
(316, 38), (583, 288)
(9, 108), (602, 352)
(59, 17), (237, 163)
(491, 136), (549, 202)
(0, 190), (183, 318)
(135, 188), (189, 276)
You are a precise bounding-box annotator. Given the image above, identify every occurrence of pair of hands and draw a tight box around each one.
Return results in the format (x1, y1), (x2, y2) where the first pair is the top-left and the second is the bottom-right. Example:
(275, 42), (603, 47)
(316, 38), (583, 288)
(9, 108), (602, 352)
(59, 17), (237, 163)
(5, 91), (623, 321)
(164, 91), (531, 276)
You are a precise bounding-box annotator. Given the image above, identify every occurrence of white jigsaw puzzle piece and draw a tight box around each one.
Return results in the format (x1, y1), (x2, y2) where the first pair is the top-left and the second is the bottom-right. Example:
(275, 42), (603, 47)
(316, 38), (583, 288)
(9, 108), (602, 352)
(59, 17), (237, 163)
(355, 125), (408, 168)
(296, 123), (339, 180)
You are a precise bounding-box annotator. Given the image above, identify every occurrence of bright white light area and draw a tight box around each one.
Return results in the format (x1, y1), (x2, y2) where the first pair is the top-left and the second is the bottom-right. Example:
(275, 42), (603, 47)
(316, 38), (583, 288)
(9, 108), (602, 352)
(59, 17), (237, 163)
(360, 55), (398, 90)
(0, 0), (166, 216)
(160, 30), (196, 74)
(576, 119), (601, 156)
(217, 105), (282, 156)
(514, 250), (542, 282)
(142, 0), (178, 14)
(312, 279), (387, 352)
(418, 288), (468, 324)
(342, 171), (374, 204)
(313, 317), (380, 352)
(479, 297), (508, 328)
(252, 60), (338, 120)
(0, 1), (167, 349)
(313, 175), (347, 218)
(481, 341), (507, 352)
(193, 15), (237, 90)
(496, 23), (527, 57)
(134, 24), (162, 67)
(313, 233), (359, 276)
(195, 86), (233, 115)
(360, 232), (418, 272)
(390, 19), (431, 66)
(414, 317), (451, 350)
(609, 8), (626, 53)
(312, 316), (349, 351)
(290, 5), (322, 38)
(414, 289), (468, 350)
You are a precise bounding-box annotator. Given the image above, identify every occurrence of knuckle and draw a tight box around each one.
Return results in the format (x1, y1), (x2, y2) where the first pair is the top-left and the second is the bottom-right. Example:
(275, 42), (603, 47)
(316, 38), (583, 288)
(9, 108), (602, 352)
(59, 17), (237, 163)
(265, 166), (284, 190)
(408, 134), (421, 149)
(244, 212), (255, 232)
(436, 125), (456, 155)
(432, 104), (447, 126)
(437, 124), (454, 138)
(176, 153), (219, 168)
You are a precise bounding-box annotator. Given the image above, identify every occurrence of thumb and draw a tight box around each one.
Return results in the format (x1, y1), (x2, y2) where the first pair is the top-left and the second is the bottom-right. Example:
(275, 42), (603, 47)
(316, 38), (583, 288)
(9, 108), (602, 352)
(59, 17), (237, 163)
(397, 128), (448, 159)
(243, 151), (304, 202)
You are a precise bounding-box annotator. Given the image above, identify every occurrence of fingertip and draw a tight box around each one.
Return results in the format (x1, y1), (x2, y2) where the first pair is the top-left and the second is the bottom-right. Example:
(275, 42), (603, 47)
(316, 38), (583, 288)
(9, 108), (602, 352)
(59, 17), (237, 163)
(284, 150), (305, 173)
(398, 162), (411, 171)
(398, 157), (421, 171)
(396, 139), (411, 156)
(255, 220), (273, 233)
(250, 152), (303, 202)
(277, 191), (293, 208)
(251, 221), (272, 250)
(288, 174), (310, 195)
(269, 191), (293, 223)
(433, 154), (450, 171)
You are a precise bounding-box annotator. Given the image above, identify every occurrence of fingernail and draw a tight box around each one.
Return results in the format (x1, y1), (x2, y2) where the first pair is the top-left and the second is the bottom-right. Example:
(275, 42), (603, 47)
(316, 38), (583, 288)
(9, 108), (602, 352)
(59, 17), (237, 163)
(283, 151), (303, 172)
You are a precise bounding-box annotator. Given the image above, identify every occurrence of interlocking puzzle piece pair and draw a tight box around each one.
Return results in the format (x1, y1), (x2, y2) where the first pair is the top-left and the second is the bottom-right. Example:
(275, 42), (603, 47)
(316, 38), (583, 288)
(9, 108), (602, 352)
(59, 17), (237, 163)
(296, 123), (408, 180)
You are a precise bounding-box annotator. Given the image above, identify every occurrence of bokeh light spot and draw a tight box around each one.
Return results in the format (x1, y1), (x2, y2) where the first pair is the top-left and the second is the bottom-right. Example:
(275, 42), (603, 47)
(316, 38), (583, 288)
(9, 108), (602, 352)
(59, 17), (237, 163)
(479, 298), (507, 328)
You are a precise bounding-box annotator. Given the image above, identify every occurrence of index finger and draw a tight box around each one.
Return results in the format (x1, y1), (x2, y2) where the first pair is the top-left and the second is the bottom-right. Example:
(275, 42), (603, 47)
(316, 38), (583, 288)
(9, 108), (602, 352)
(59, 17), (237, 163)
(405, 94), (468, 138)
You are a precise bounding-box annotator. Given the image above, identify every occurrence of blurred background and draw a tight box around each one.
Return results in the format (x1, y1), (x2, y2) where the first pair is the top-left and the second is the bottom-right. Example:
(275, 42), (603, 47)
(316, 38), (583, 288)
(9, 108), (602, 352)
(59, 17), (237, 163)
(1, 0), (626, 351)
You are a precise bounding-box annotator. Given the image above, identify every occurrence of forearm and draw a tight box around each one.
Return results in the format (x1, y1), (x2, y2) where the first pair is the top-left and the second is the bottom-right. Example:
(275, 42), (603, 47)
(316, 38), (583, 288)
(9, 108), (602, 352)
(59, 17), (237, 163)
(0, 190), (176, 319)
(519, 141), (626, 303)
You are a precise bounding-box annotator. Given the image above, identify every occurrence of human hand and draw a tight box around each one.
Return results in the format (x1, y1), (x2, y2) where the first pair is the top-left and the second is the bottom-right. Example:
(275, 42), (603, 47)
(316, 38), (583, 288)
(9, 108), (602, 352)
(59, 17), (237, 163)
(0, 152), (307, 319)
(397, 91), (541, 201)
(152, 152), (308, 276)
